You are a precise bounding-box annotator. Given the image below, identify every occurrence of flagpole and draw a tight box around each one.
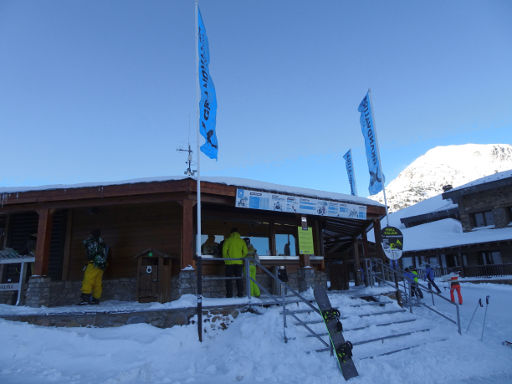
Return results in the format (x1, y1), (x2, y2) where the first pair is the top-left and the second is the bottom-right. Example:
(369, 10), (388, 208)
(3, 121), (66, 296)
(367, 89), (390, 227)
(194, 0), (203, 343)
(195, 0), (202, 264)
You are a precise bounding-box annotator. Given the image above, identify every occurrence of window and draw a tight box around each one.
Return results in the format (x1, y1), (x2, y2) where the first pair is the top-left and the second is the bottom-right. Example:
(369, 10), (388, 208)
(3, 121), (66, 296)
(274, 223), (299, 256)
(200, 234), (271, 256)
(246, 236), (271, 256)
(479, 251), (502, 265)
(471, 210), (494, 227)
(275, 233), (297, 256)
(508, 207), (512, 223)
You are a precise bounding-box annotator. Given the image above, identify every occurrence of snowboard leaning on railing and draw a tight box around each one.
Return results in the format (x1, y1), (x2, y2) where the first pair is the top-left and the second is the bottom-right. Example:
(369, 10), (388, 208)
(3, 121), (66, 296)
(314, 285), (358, 380)
(83, 236), (108, 270)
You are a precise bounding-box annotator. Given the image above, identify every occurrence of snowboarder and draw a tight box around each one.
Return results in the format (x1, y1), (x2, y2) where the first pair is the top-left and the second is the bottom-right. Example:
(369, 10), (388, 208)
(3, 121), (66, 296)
(80, 229), (109, 305)
(424, 264), (441, 294)
(222, 228), (248, 298)
(244, 237), (260, 298)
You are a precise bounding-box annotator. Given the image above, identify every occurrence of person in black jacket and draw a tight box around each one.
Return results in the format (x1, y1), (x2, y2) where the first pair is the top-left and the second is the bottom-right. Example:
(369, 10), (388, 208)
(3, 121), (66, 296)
(80, 229), (109, 305)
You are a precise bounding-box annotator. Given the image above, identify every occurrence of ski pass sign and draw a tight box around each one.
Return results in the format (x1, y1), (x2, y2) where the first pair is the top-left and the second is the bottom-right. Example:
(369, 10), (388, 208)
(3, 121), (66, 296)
(381, 226), (403, 260)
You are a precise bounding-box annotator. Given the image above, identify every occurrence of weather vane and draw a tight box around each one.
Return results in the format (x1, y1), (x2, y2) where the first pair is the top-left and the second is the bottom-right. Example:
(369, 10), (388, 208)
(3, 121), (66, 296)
(177, 144), (197, 177)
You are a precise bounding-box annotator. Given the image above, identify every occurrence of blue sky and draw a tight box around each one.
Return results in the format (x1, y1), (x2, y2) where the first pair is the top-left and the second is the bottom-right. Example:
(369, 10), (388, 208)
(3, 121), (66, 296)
(0, 0), (511, 197)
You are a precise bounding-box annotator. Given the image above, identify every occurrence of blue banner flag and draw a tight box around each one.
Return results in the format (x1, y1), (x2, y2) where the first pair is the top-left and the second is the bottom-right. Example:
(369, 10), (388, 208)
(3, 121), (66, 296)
(343, 149), (357, 196)
(198, 9), (218, 160)
(358, 92), (384, 195)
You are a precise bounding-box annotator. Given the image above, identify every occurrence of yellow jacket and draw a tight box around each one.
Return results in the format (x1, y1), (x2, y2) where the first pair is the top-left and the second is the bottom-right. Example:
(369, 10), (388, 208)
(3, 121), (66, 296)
(222, 232), (248, 265)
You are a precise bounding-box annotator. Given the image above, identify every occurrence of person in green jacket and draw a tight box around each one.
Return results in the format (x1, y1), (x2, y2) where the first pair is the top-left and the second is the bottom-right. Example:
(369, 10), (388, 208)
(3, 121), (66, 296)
(244, 237), (260, 298)
(222, 228), (248, 298)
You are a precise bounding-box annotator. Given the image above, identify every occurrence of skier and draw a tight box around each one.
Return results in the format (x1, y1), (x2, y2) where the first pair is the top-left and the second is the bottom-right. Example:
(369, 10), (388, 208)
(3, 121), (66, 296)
(424, 264), (441, 294)
(448, 271), (463, 305)
(80, 229), (109, 305)
(244, 237), (260, 298)
(222, 228), (248, 298)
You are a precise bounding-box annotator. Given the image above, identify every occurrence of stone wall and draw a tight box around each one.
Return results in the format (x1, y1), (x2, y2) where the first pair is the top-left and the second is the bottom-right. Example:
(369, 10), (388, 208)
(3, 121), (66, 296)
(1, 305), (243, 329)
(19, 268), (328, 307)
(459, 186), (512, 231)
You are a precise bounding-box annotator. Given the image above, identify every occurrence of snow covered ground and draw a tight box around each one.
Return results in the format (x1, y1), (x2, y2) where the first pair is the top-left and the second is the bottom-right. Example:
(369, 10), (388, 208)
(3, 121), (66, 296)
(1, 282), (511, 384)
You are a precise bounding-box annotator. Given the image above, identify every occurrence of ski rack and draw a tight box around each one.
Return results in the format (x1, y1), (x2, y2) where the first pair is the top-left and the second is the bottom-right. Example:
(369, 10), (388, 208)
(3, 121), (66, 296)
(364, 258), (462, 335)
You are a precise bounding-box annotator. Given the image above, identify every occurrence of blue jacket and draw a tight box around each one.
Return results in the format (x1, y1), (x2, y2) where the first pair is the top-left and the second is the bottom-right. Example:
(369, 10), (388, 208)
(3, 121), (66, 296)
(403, 271), (416, 283)
(425, 267), (435, 281)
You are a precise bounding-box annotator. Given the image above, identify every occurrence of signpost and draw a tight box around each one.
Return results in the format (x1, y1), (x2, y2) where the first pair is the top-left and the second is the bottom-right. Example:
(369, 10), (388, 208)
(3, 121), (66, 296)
(381, 226), (404, 306)
(381, 226), (403, 261)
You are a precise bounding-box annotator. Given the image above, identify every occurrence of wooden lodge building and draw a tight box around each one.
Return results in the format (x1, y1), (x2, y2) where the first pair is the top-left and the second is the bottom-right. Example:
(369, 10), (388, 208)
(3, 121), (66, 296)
(0, 177), (386, 307)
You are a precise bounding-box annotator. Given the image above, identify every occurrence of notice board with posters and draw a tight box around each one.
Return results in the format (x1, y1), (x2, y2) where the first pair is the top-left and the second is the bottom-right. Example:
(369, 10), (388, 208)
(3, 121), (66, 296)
(297, 227), (315, 255)
(235, 188), (367, 220)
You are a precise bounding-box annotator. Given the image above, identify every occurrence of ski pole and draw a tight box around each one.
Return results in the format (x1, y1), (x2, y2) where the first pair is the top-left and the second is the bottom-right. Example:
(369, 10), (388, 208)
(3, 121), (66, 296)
(480, 295), (490, 342)
(466, 298), (483, 333)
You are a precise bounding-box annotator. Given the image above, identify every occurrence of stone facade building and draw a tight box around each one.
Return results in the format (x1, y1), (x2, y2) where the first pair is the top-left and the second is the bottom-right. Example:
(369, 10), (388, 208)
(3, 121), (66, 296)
(397, 170), (512, 274)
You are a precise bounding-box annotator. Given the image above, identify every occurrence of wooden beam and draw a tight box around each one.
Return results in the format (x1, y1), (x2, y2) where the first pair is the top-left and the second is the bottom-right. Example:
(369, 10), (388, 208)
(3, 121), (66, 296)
(353, 237), (361, 285)
(0, 191), (195, 214)
(362, 231), (369, 259)
(373, 219), (384, 260)
(180, 199), (195, 269)
(61, 210), (73, 280)
(34, 209), (54, 276)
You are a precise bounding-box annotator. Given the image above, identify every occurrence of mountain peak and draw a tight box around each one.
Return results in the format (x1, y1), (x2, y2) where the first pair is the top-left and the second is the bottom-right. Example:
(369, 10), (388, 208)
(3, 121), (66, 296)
(369, 144), (512, 212)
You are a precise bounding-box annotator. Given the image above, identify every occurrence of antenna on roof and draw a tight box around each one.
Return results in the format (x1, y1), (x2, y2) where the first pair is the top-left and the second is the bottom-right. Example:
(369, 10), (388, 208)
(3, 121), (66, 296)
(177, 144), (197, 177)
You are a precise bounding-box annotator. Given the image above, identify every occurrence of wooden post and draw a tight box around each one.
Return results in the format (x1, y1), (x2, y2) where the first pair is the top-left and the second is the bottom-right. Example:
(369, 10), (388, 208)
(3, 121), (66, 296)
(181, 199), (195, 269)
(373, 219), (384, 260)
(269, 222), (276, 255)
(353, 237), (361, 285)
(362, 230), (369, 259)
(61, 210), (73, 281)
(34, 209), (54, 276)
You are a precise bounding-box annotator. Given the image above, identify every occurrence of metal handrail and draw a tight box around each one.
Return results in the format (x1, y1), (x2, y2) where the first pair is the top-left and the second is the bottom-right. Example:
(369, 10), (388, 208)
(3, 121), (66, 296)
(365, 258), (461, 335)
(195, 255), (326, 345)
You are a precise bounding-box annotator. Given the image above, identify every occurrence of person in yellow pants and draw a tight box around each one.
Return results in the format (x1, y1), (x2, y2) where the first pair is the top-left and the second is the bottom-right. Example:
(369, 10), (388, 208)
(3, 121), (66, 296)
(80, 229), (108, 305)
(244, 238), (260, 298)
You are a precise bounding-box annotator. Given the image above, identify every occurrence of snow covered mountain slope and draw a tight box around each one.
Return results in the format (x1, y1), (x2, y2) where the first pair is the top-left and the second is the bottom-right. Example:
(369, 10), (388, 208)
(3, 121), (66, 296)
(370, 144), (512, 212)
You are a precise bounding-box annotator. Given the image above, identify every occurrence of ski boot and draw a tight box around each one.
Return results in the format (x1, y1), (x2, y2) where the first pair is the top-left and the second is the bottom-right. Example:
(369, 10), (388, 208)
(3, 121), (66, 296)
(79, 293), (91, 305)
(91, 297), (100, 305)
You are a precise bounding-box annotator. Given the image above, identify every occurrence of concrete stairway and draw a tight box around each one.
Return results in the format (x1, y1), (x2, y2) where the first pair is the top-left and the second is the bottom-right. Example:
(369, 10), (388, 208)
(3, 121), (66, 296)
(284, 290), (444, 360)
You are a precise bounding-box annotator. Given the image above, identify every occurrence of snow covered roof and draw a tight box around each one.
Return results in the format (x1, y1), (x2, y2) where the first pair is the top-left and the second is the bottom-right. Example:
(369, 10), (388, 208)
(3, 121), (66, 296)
(0, 176), (384, 207)
(398, 218), (512, 252)
(381, 194), (457, 229)
(367, 189), (512, 251)
(369, 217), (512, 252)
(447, 169), (512, 192)
(443, 169), (512, 202)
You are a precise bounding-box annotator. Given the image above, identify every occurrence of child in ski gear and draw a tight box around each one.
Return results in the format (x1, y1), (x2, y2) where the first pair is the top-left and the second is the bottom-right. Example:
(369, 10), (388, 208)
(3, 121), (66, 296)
(244, 237), (260, 297)
(80, 229), (108, 305)
(404, 267), (423, 299)
(424, 264), (441, 294)
(201, 235), (219, 256)
(222, 228), (248, 298)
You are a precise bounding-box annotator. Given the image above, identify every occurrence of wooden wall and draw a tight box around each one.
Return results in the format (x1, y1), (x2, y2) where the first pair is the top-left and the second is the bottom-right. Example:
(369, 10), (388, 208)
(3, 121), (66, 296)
(65, 202), (181, 281)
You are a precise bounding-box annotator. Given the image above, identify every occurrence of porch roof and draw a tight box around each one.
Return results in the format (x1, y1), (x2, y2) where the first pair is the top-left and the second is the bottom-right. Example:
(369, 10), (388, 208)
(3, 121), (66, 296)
(0, 176), (385, 218)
